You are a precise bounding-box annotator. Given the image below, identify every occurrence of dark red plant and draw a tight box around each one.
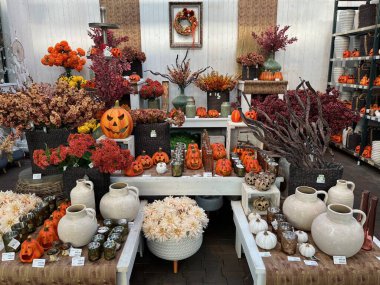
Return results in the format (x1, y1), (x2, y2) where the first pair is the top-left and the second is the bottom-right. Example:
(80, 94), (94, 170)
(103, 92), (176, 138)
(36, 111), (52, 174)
(140, 79), (164, 100)
(88, 28), (129, 49)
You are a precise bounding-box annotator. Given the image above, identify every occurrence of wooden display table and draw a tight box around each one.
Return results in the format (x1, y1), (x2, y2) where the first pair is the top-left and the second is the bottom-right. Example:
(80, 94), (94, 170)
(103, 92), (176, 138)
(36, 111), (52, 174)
(0, 201), (147, 285)
(231, 201), (380, 285)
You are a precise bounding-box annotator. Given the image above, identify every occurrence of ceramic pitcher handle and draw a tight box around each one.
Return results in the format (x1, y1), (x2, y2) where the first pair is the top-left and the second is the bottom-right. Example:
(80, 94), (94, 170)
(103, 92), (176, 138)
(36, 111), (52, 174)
(316, 190), (328, 203)
(85, 208), (96, 221)
(353, 209), (367, 227)
(85, 180), (94, 190)
(128, 186), (139, 201)
(347, 181), (355, 192)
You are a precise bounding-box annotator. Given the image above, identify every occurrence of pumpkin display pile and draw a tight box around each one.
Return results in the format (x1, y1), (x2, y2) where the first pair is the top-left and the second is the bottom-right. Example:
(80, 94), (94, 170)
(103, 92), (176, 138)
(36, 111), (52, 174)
(259, 71), (283, 81)
(186, 142), (203, 170)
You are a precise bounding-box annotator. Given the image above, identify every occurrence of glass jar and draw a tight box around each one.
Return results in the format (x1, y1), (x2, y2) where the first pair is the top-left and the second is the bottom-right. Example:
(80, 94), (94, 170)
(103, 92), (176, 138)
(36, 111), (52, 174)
(220, 102), (231, 118)
(88, 241), (101, 262)
(103, 240), (116, 260)
(172, 160), (183, 177)
(281, 231), (297, 255)
(19, 212), (36, 233)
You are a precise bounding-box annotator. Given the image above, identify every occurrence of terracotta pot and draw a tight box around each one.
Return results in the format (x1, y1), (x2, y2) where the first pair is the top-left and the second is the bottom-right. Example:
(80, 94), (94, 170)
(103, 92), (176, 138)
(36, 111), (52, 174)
(311, 204), (366, 257)
(282, 186), (328, 231)
(57, 204), (97, 247)
(327, 179), (355, 208)
(100, 182), (140, 221)
(70, 179), (96, 211)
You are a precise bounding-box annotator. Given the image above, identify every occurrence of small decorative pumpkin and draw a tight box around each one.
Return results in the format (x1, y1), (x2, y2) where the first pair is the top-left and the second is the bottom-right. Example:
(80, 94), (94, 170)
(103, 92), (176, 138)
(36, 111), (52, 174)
(187, 141), (199, 151)
(186, 149), (203, 170)
(156, 162), (167, 174)
(196, 107), (208, 118)
(374, 76), (380, 86)
(245, 171), (257, 186)
(125, 160), (144, 176)
(215, 159), (232, 176)
(255, 231), (277, 250)
(342, 49), (351, 58)
(233, 146), (245, 157)
(253, 196), (270, 212)
(208, 109), (219, 118)
(362, 147), (372, 158)
(212, 145), (226, 160)
(37, 226), (59, 251)
(248, 212), (261, 221)
(152, 147), (170, 164)
(245, 110), (257, 120)
(43, 216), (58, 232)
(260, 71), (273, 81)
(52, 209), (64, 224)
(351, 49), (360, 57)
(242, 153), (255, 166)
(273, 71), (283, 81)
(231, 110), (242, 122)
(360, 75), (369, 86)
(19, 236), (44, 263)
(101, 100), (134, 139)
(346, 75), (355, 84)
(254, 172), (276, 191)
(129, 72), (141, 82)
(330, 134), (342, 143)
(299, 243), (316, 258)
(245, 158), (262, 173)
(136, 151), (153, 169)
(241, 150), (254, 162)
(295, 230), (308, 243)
(58, 200), (71, 214)
(338, 74), (348, 83)
(111, 47), (122, 57)
(249, 218), (268, 234)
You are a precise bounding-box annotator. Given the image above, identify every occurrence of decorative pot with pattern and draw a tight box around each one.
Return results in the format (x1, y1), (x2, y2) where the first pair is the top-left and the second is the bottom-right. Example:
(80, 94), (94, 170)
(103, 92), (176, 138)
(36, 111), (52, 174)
(327, 179), (355, 208)
(70, 179), (96, 211)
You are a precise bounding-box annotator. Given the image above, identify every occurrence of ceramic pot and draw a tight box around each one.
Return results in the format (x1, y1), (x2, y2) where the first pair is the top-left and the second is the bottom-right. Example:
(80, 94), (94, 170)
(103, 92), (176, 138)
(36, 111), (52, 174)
(282, 186), (328, 231)
(172, 88), (187, 111)
(70, 179), (96, 210)
(311, 204), (366, 257)
(100, 182), (140, 221)
(186, 102), (196, 118)
(327, 179), (355, 208)
(57, 204), (97, 247)
(263, 53), (281, 72)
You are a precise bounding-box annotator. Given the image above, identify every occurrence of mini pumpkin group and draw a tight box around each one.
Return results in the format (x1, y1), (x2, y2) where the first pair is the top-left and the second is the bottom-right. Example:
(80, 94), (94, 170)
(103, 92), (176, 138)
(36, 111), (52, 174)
(125, 148), (170, 176)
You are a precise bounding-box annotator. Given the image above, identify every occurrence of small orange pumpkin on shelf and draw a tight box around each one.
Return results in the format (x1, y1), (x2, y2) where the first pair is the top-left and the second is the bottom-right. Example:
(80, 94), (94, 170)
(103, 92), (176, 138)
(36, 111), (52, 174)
(58, 200), (71, 215)
(244, 110), (257, 120)
(37, 226), (59, 251)
(351, 49), (360, 57)
(136, 151), (153, 169)
(212, 144), (226, 160)
(360, 75), (369, 86)
(43, 216), (58, 232)
(208, 109), (219, 118)
(125, 161), (144, 176)
(342, 50), (351, 58)
(338, 74), (348, 83)
(241, 149), (254, 163)
(231, 110), (242, 123)
(186, 149), (203, 170)
(242, 153), (255, 166)
(129, 73), (141, 82)
(374, 76), (380, 86)
(101, 100), (134, 139)
(245, 158), (262, 173)
(215, 159), (232, 176)
(330, 134), (342, 144)
(19, 236), (44, 263)
(187, 141), (199, 151)
(273, 71), (283, 81)
(196, 107), (208, 118)
(52, 209), (64, 224)
(111, 47), (122, 57)
(362, 147), (372, 158)
(260, 71), (273, 81)
(152, 147), (170, 164)
(233, 146), (245, 157)
(346, 75), (355, 84)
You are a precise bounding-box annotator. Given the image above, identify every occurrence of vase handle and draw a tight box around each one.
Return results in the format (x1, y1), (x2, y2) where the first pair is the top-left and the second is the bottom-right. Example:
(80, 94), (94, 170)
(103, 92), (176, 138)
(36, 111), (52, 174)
(316, 190), (328, 204)
(84, 180), (94, 190)
(127, 186), (139, 201)
(353, 209), (367, 227)
(347, 181), (355, 192)
(85, 208), (96, 221)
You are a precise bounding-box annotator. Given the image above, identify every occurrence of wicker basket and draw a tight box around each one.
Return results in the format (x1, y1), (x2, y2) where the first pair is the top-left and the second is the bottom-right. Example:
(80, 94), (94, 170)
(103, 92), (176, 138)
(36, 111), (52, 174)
(242, 66), (259, 80)
(359, 3), (377, 28)
(207, 91), (229, 112)
(25, 129), (71, 175)
(134, 122), (171, 158)
(287, 162), (344, 195)
(147, 234), (203, 261)
(242, 81), (288, 94)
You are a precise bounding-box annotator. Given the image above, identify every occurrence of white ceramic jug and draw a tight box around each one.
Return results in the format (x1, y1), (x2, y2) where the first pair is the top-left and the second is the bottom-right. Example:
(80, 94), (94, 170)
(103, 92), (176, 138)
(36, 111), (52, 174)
(100, 182), (140, 221)
(70, 179), (96, 210)
(327, 179), (355, 208)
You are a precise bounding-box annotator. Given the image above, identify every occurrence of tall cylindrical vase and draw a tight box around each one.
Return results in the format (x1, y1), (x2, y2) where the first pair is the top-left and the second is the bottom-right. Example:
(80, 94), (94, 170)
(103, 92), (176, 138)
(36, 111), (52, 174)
(172, 87), (187, 111)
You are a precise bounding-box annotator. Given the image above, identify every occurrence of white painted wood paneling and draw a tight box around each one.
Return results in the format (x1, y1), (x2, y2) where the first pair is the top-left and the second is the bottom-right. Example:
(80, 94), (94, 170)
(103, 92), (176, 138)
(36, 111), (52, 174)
(140, 0), (238, 108)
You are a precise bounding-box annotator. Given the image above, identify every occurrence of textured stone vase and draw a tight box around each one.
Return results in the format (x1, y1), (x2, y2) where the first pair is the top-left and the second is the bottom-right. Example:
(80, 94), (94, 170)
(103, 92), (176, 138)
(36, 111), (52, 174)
(70, 179), (96, 210)
(327, 179), (355, 208)
(172, 88), (187, 111)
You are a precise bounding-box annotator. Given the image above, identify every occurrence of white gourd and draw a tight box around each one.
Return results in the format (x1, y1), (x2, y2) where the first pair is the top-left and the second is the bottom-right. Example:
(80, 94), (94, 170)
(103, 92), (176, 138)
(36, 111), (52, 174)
(255, 231), (277, 250)
(295, 230), (308, 243)
(248, 212), (261, 221)
(249, 218), (268, 234)
(299, 243), (316, 258)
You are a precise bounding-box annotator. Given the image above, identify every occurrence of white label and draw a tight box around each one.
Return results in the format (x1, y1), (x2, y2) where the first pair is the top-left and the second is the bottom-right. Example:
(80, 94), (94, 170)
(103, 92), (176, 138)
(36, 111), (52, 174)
(182, 176), (190, 178)
(32, 173), (42, 180)
(8, 238), (20, 250)
(192, 174), (202, 177)
(88, 162), (94, 168)
(63, 166), (67, 171)
(69, 248), (82, 257)
(150, 130), (157, 138)
(203, 172), (213, 178)
(142, 174), (152, 177)
(316, 174), (325, 184)
(32, 259), (45, 268)
(275, 78), (280, 81)
(304, 260), (318, 266)
(333, 256), (347, 265)
(72, 256), (85, 266)
(259, 252), (271, 257)
(288, 256), (301, 262)
(2, 252), (15, 261)
(253, 78), (258, 81)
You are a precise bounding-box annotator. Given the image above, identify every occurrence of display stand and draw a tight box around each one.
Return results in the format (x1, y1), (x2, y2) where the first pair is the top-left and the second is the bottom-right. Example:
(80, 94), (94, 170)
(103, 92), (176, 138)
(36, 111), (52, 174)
(241, 183), (281, 215)
(127, 79), (145, 110)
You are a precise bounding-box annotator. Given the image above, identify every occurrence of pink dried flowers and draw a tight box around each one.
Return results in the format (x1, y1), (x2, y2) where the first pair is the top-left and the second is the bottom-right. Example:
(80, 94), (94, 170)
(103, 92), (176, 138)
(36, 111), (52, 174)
(236, 52), (265, 67)
(252, 25), (297, 54)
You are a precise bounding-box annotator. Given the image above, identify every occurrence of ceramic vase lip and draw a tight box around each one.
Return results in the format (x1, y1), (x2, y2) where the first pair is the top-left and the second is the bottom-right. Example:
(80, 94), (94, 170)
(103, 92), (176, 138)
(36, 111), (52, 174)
(66, 204), (87, 218)
(76, 178), (88, 185)
(327, 203), (353, 223)
(109, 182), (129, 196)
(295, 186), (318, 202)
(336, 179), (348, 186)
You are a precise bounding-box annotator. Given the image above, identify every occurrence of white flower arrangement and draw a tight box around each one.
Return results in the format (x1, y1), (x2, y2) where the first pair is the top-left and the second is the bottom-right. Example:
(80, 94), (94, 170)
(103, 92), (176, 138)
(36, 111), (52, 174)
(143, 196), (209, 242)
(0, 191), (42, 238)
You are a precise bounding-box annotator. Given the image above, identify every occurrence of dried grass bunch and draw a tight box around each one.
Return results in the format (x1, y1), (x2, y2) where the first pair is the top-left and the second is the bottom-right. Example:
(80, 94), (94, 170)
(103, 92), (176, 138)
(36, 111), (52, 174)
(195, 71), (238, 92)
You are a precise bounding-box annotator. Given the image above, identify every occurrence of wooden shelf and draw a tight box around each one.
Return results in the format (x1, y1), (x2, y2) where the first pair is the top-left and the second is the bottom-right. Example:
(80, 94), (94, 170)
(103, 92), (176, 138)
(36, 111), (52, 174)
(328, 82), (368, 89)
(333, 24), (380, 37)
(330, 55), (380, 62)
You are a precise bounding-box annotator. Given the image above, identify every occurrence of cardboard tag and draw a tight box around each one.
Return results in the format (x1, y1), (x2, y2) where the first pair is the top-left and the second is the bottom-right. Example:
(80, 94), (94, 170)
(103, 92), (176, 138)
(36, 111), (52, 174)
(275, 78), (280, 81)
(2, 252), (15, 261)
(182, 176), (190, 178)
(72, 256), (85, 266)
(316, 174), (325, 184)
(8, 238), (20, 250)
(288, 256), (301, 262)
(259, 252), (271, 257)
(32, 259), (45, 268)
(203, 172), (213, 178)
(333, 256), (347, 265)
(69, 248), (82, 257)
(32, 173), (42, 180)
(150, 130), (157, 138)
(304, 260), (318, 266)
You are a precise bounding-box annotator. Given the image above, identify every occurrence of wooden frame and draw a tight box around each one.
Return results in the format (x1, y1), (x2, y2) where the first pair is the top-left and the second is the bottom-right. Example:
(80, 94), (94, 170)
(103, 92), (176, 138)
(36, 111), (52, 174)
(169, 1), (203, 48)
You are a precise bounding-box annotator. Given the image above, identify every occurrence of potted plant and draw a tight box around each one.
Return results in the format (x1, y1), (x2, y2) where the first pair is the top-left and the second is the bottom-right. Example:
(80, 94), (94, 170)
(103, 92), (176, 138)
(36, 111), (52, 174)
(195, 71), (238, 112)
(140, 79), (164, 109)
(236, 52), (265, 80)
(252, 25), (297, 72)
(143, 196), (209, 273)
(147, 49), (209, 110)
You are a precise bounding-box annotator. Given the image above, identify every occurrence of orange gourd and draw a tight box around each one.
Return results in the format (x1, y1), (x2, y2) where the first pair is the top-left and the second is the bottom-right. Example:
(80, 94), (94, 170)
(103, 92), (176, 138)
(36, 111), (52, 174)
(125, 161), (144, 176)
(196, 107), (208, 118)
(360, 75), (369, 86)
(101, 100), (134, 139)
(111, 48), (122, 57)
(37, 226), (59, 251)
(346, 75), (355, 84)
(58, 200), (70, 215)
(187, 141), (199, 151)
(186, 146), (201, 160)
(245, 110), (257, 120)
(129, 73), (141, 82)
(215, 159), (232, 176)
(362, 148), (371, 158)
(330, 134), (342, 143)
(212, 144), (226, 160)
(231, 110), (242, 122)
(186, 149), (203, 170)
(243, 153), (255, 166)
(216, 158), (232, 168)
(241, 150), (254, 162)
(52, 209), (64, 224)
(273, 71), (283, 81)
(43, 216), (57, 232)
(233, 146), (245, 157)
(355, 145), (361, 154)
(245, 158), (262, 173)
(136, 151), (153, 169)
(152, 147), (170, 164)
(343, 50), (351, 58)
(19, 236), (44, 263)
(208, 109), (219, 118)
(351, 49), (360, 57)
(260, 71), (273, 81)
(338, 75), (348, 83)
(374, 76), (380, 86)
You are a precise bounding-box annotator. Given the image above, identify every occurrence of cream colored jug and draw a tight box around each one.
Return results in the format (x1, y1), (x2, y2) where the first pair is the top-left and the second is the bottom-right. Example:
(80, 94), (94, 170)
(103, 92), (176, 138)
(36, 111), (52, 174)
(327, 179), (355, 208)
(70, 179), (95, 210)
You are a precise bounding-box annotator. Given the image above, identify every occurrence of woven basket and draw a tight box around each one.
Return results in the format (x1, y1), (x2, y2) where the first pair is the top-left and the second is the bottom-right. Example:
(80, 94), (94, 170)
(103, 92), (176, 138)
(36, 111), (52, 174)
(25, 129), (71, 175)
(360, 34), (374, 56)
(134, 122), (171, 158)
(359, 3), (377, 28)
(242, 66), (259, 80)
(62, 167), (110, 211)
(147, 234), (203, 261)
(287, 162), (344, 195)
(207, 91), (230, 112)
(242, 81), (288, 94)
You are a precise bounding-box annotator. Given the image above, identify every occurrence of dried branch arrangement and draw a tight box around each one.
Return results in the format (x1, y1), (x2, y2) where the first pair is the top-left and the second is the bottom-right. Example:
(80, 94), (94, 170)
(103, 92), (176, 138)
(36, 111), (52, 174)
(146, 49), (209, 90)
(240, 80), (332, 169)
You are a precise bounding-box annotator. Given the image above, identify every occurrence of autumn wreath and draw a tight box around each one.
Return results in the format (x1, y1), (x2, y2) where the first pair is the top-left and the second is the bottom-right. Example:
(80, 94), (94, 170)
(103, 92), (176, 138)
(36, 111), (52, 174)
(173, 8), (198, 43)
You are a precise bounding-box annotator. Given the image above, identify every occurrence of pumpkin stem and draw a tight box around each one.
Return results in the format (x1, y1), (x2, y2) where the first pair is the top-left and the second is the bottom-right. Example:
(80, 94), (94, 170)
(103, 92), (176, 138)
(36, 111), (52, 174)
(44, 227), (50, 231)
(263, 231), (268, 236)
(142, 150), (146, 155)
(114, 100), (120, 108)
(27, 236), (32, 241)
(255, 218), (261, 222)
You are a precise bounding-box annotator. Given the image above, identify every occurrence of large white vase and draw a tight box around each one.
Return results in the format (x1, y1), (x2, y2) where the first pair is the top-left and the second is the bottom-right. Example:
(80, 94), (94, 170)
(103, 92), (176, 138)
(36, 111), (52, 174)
(327, 179), (355, 208)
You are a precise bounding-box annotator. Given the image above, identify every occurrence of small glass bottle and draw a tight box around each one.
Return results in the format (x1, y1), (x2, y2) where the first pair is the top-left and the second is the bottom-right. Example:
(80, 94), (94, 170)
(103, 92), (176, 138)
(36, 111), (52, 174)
(172, 160), (183, 177)
(186, 102), (196, 118)
(220, 102), (231, 118)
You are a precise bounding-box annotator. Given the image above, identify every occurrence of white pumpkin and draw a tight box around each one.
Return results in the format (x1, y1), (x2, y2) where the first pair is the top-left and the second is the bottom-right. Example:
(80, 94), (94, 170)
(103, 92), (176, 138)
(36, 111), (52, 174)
(248, 212), (261, 221)
(255, 231), (277, 250)
(295, 230), (308, 243)
(299, 243), (316, 258)
(249, 218), (268, 234)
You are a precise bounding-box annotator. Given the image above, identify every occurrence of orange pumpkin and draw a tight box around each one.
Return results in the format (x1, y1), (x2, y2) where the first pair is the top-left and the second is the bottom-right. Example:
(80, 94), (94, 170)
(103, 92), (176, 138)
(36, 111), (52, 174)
(152, 147), (170, 164)
(374, 76), (380, 86)
(215, 159), (232, 176)
(186, 149), (203, 170)
(216, 158), (232, 168)
(330, 134), (342, 143)
(343, 50), (351, 58)
(101, 100), (133, 139)
(355, 145), (361, 154)
(233, 146), (245, 157)
(346, 75), (355, 84)
(260, 71), (273, 81)
(43, 216), (57, 232)
(187, 141), (199, 151)
(125, 161), (144, 176)
(129, 72), (141, 82)
(362, 148), (372, 158)
(231, 110), (242, 123)
(196, 107), (208, 118)
(136, 151), (153, 169)
(273, 71), (283, 81)
(58, 200), (70, 215)
(243, 153), (255, 166)
(351, 49), (360, 57)
(245, 158), (262, 173)
(37, 226), (59, 251)
(360, 75), (369, 86)
(111, 48), (122, 57)
(208, 109), (219, 118)
(338, 75), (348, 83)
(19, 236), (44, 263)
(52, 209), (64, 226)
(245, 110), (257, 120)
(212, 144), (226, 160)
(241, 150), (254, 162)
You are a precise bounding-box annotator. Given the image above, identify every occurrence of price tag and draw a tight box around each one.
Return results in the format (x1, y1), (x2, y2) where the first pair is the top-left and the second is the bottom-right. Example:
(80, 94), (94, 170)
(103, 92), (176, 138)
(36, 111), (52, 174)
(182, 176), (190, 178)
(2, 252), (15, 261)
(88, 162), (94, 168)
(150, 130), (157, 138)
(253, 78), (258, 81)
(8, 238), (20, 250)
(333, 256), (347, 265)
(32, 173), (42, 180)
(203, 172), (213, 178)
(288, 256), (301, 262)
(63, 166), (67, 171)
(304, 260), (318, 266)
(259, 252), (271, 257)
(275, 78), (280, 81)
(32, 259), (45, 268)
(142, 174), (152, 177)
(192, 174), (202, 177)
(316, 174), (325, 184)
(72, 256), (85, 266)
(69, 248), (82, 257)
(128, 221), (134, 228)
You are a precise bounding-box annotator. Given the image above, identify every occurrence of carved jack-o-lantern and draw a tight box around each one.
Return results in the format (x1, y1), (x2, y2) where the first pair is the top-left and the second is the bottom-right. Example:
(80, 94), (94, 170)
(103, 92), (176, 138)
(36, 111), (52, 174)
(211, 143), (226, 160)
(37, 226), (59, 251)
(19, 236), (44, 263)
(152, 148), (170, 165)
(253, 196), (270, 212)
(196, 107), (208, 118)
(101, 100), (134, 139)
(245, 158), (262, 173)
(125, 161), (144, 176)
(186, 149), (203, 170)
(136, 151), (153, 169)
(215, 159), (232, 176)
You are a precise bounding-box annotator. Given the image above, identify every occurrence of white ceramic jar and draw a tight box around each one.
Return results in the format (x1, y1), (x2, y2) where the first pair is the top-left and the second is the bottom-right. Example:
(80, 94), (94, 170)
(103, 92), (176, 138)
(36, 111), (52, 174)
(327, 180), (355, 208)
(70, 179), (96, 210)
(311, 204), (366, 257)
(282, 186), (328, 231)
(100, 182), (140, 221)
(57, 204), (97, 247)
